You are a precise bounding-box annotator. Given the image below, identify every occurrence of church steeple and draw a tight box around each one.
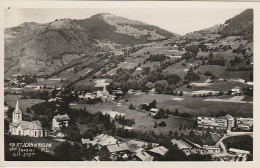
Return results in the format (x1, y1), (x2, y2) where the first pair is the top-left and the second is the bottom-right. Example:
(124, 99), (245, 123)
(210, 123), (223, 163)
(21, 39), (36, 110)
(12, 100), (22, 122)
(15, 100), (21, 113)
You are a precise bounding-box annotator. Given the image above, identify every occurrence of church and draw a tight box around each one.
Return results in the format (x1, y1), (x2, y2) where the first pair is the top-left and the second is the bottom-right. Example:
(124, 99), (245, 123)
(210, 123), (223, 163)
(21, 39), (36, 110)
(9, 100), (44, 137)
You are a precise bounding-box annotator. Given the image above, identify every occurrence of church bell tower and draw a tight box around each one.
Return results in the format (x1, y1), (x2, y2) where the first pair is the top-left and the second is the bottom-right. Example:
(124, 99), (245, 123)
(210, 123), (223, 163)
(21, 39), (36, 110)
(12, 100), (22, 123)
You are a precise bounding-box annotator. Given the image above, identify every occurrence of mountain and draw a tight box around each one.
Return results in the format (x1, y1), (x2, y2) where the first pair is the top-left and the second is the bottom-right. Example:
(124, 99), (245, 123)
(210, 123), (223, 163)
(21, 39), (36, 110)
(219, 9), (253, 41)
(183, 9), (253, 41)
(4, 13), (177, 75)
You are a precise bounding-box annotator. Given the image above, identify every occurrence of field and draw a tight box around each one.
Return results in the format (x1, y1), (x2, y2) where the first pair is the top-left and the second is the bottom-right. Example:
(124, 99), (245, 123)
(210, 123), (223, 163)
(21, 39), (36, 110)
(65, 68), (92, 82)
(123, 94), (253, 118)
(71, 93), (252, 136)
(32, 79), (63, 88)
(4, 95), (45, 112)
(195, 65), (226, 77)
(218, 71), (253, 81)
(177, 80), (250, 93)
(163, 60), (191, 78)
(72, 78), (112, 91)
(106, 57), (144, 76)
(71, 100), (195, 135)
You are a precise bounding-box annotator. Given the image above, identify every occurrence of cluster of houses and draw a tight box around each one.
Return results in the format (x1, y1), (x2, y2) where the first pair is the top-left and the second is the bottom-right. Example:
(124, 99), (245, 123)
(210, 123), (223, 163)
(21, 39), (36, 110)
(127, 88), (156, 95)
(81, 134), (168, 161)
(197, 114), (253, 131)
(7, 100), (251, 161)
(171, 138), (222, 156)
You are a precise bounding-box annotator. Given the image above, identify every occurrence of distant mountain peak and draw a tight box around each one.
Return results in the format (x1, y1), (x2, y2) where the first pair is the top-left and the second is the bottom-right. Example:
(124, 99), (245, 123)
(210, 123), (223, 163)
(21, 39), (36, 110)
(91, 13), (145, 26)
(95, 13), (117, 18)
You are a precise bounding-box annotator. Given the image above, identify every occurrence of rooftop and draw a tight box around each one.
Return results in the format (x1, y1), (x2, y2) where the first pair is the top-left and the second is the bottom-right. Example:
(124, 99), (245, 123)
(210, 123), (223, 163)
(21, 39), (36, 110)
(148, 146), (168, 156)
(11, 120), (42, 130)
(106, 143), (130, 153)
(54, 114), (70, 122)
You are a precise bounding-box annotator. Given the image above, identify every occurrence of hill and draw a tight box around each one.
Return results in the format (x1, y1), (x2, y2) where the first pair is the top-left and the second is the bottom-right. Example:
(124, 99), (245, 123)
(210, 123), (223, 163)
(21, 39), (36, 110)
(219, 9), (253, 41)
(183, 9), (253, 41)
(4, 13), (177, 76)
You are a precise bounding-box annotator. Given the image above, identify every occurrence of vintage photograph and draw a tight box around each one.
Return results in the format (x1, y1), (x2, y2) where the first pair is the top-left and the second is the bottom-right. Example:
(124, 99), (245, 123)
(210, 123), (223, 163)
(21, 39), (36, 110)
(4, 7), (253, 161)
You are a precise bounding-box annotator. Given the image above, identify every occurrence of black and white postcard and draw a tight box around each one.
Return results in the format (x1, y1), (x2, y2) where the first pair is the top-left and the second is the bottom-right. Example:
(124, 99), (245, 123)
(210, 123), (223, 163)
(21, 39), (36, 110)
(1, 1), (260, 168)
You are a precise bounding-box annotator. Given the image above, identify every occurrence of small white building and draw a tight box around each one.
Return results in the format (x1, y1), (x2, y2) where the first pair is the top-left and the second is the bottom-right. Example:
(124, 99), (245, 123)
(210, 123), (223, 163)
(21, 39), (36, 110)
(84, 93), (95, 100)
(149, 108), (159, 117)
(231, 86), (241, 95)
(4, 105), (9, 113)
(148, 88), (156, 95)
(52, 114), (70, 131)
(229, 148), (250, 156)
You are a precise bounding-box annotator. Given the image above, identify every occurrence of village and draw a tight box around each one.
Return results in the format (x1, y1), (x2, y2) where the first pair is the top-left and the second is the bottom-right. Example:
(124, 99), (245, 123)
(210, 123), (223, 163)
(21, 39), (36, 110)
(4, 77), (253, 161)
(4, 9), (253, 161)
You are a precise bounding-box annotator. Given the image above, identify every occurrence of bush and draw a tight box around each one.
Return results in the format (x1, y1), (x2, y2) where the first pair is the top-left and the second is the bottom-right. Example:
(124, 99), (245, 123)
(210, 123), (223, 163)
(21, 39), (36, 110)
(157, 121), (167, 127)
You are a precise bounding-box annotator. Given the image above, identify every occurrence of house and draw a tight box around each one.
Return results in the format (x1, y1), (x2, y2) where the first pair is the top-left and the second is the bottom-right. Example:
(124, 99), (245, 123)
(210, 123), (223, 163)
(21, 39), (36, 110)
(105, 143), (131, 160)
(201, 145), (221, 154)
(171, 138), (192, 155)
(127, 140), (149, 151)
(224, 114), (235, 129)
(149, 108), (159, 117)
(96, 84), (110, 98)
(78, 94), (85, 99)
(106, 143), (130, 154)
(148, 146), (168, 159)
(113, 89), (124, 96)
(52, 114), (70, 131)
(229, 148), (250, 156)
(148, 88), (156, 95)
(132, 148), (154, 161)
(126, 140), (150, 153)
(9, 100), (44, 137)
(127, 89), (134, 94)
(231, 86), (241, 95)
(197, 115), (232, 130)
(82, 134), (119, 148)
(81, 138), (98, 147)
(236, 117), (253, 131)
(133, 90), (144, 95)
(84, 93), (95, 100)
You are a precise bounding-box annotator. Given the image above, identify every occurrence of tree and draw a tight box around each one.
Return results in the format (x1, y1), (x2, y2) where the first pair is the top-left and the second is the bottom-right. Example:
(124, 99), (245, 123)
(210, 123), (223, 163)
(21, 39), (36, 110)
(82, 144), (98, 161)
(149, 99), (157, 109)
(4, 119), (9, 133)
(54, 142), (82, 161)
(129, 103), (135, 110)
(63, 124), (82, 141)
(82, 131), (94, 140)
(179, 91), (183, 96)
(209, 52), (214, 60)
(99, 147), (112, 161)
(6, 107), (14, 120)
(184, 71), (200, 83)
(179, 124), (183, 130)
(160, 144), (188, 161)
(26, 107), (31, 113)
(168, 130), (173, 137)
(154, 122), (157, 128)
(174, 131), (178, 138)
(204, 71), (213, 77)
(157, 121), (167, 127)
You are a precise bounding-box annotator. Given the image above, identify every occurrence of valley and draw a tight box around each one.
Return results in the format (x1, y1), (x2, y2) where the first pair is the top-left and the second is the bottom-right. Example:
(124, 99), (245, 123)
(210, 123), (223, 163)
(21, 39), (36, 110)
(4, 9), (253, 161)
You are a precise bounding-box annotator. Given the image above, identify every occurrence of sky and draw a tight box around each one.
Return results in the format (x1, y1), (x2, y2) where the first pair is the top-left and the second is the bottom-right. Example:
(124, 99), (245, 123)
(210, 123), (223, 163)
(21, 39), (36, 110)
(4, 8), (246, 35)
